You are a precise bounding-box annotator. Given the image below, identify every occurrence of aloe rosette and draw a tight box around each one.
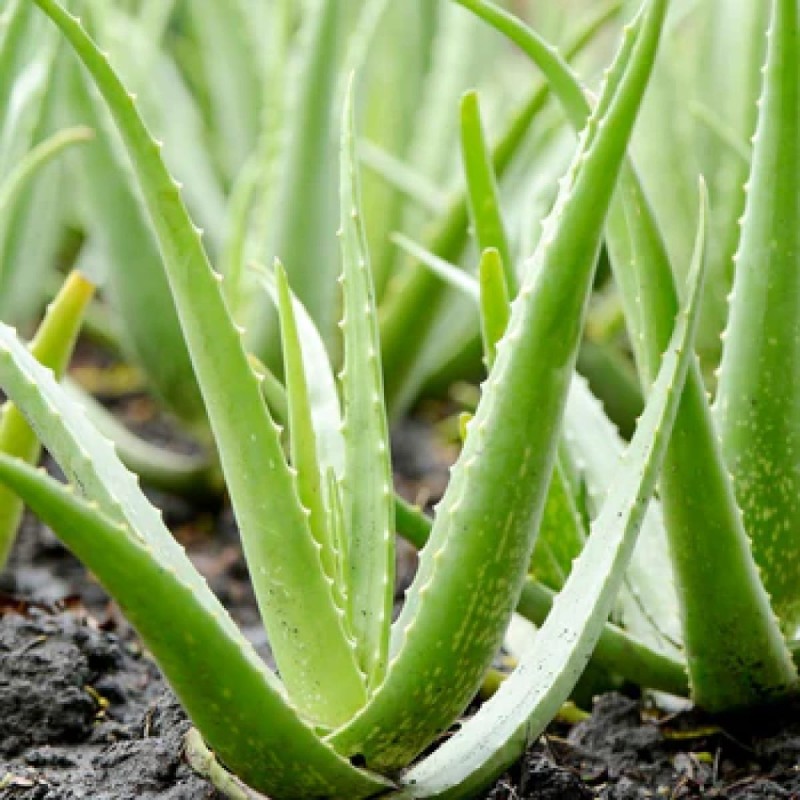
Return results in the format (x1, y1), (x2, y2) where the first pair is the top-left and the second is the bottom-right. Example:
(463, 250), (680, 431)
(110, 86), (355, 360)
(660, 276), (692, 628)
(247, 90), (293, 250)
(454, 0), (800, 713)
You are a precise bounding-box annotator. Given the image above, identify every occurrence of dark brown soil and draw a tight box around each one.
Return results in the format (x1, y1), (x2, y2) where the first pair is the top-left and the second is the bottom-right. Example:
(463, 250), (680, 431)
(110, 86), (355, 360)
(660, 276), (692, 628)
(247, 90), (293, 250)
(1, 394), (800, 798)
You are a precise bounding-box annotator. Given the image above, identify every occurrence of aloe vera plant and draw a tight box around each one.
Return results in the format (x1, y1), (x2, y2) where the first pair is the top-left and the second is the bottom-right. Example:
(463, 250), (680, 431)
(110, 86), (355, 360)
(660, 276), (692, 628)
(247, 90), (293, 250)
(450, 0), (800, 714)
(0, 0), (687, 796)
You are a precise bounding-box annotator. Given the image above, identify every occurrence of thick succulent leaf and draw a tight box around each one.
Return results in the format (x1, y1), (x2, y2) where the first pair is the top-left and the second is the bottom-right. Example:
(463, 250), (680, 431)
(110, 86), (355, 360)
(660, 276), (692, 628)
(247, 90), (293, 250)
(516, 580), (688, 697)
(0, 272), (93, 568)
(715, 0), (800, 633)
(329, 0), (668, 770)
(477, 248), (511, 369)
(354, 0), (438, 297)
(694, 0), (766, 369)
(0, 452), (389, 799)
(563, 375), (681, 653)
(94, 6), (227, 255)
(257, 266), (345, 479)
(393, 174), (705, 799)
(0, 6), (63, 324)
(460, 91), (515, 293)
(462, 0), (797, 712)
(274, 262), (344, 612)
(395, 500), (687, 696)
(400, 183), (671, 648)
(31, 0), (365, 727)
(339, 82), (395, 688)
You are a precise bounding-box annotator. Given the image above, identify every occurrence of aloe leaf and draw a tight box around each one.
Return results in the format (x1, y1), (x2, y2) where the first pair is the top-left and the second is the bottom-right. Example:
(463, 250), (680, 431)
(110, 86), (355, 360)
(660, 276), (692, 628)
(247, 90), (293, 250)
(274, 261), (342, 609)
(694, 0), (767, 370)
(0, 451), (389, 799)
(355, 1), (439, 297)
(339, 81), (395, 688)
(0, 8), (63, 325)
(516, 580), (688, 697)
(400, 199), (676, 651)
(563, 375), (681, 654)
(329, 0), (668, 770)
(460, 91), (516, 294)
(715, 0), (800, 633)
(256, 266), (345, 480)
(94, 7), (227, 255)
(477, 248), (511, 368)
(394, 171), (705, 800)
(460, 0), (797, 712)
(0, 272), (93, 568)
(378, 1), (622, 416)
(30, 0), (366, 727)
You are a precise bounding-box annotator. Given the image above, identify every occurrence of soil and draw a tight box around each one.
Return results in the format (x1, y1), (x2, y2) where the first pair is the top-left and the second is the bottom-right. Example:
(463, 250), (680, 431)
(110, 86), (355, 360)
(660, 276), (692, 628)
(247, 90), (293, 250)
(1, 391), (800, 799)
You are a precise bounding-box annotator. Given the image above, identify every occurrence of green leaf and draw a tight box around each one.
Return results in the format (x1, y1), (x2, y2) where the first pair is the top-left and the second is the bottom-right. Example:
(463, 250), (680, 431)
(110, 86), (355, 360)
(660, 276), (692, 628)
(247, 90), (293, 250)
(274, 261), (344, 615)
(716, 0), (800, 633)
(378, 0), (622, 417)
(256, 265), (345, 480)
(248, 0), (343, 355)
(394, 165), (706, 799)
(460, 91), (515, 294)
(67, 61), (206, 425)
(477, 247), (511, 369)
(339, 79), (395, 688)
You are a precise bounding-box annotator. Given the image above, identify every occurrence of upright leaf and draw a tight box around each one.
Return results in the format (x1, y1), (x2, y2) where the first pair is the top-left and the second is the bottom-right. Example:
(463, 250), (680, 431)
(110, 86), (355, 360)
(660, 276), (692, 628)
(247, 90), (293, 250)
(339, 81), (395, 688)
(396, 183), (706, 799)
(716, 0), (800, 633)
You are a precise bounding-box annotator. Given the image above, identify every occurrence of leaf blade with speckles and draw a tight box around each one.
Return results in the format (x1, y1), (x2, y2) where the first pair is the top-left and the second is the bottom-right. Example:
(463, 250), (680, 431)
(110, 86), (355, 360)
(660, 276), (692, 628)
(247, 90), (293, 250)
(457, 0), (798, 714)
(394, 173), (707, 800)
(339, 79), (395, 689)
(715, 0), (800, 635)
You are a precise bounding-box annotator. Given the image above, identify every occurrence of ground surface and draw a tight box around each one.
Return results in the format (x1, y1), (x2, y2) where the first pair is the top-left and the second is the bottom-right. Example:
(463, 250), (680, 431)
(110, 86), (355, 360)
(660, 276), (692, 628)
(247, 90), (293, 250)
(1, 396), (800, 798)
